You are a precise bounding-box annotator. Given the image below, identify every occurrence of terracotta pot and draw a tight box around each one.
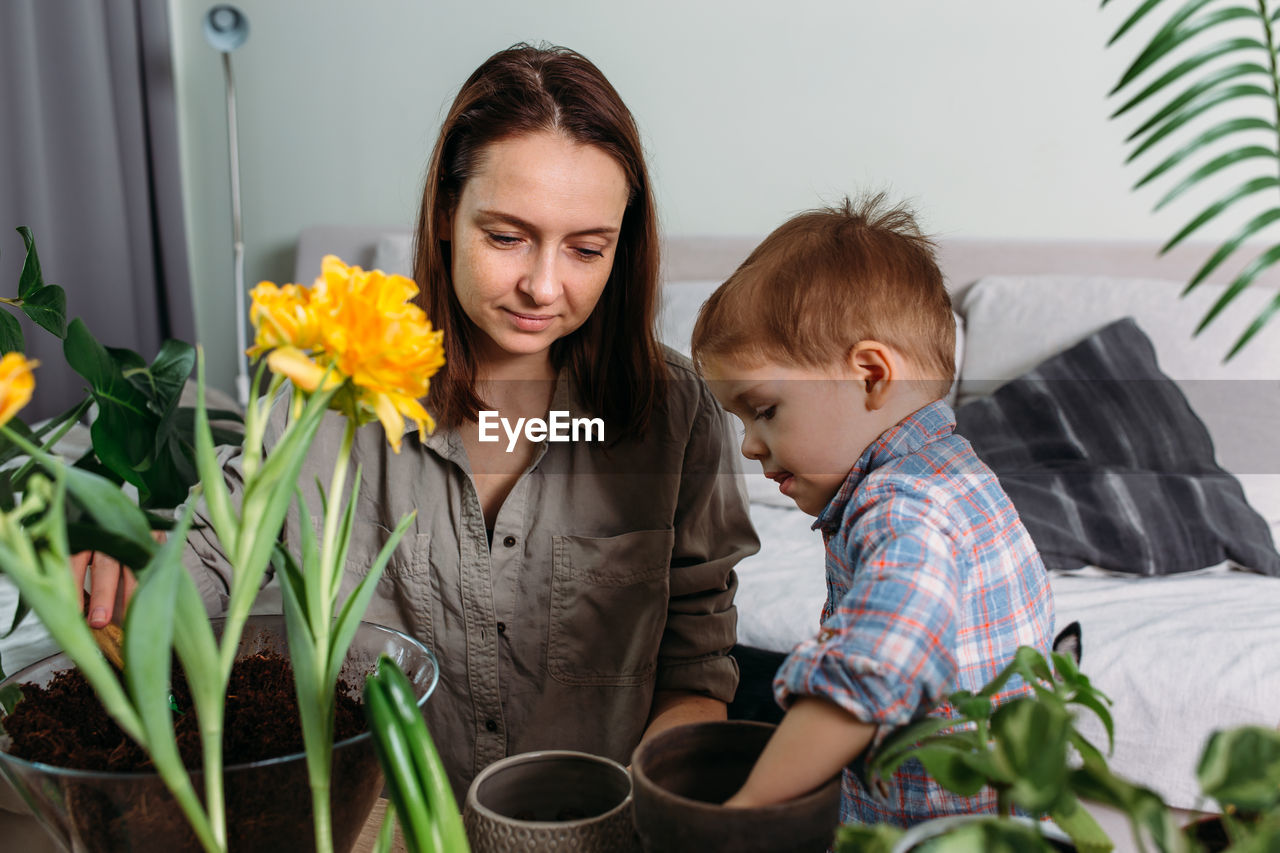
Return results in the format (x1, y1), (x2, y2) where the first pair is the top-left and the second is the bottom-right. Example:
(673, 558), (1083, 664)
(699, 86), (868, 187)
(630, 720), (841, 853)
(0, 615), (438, 853)
(463, 750), (640, 852)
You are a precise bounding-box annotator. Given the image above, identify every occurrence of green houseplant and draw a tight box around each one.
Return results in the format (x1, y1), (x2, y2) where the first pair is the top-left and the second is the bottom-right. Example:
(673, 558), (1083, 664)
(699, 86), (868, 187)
(1100, 0), (1280, 358)
(833, 646), (1280, 853)
(0, 239), (447, 853)
(0, 228), (241, 683)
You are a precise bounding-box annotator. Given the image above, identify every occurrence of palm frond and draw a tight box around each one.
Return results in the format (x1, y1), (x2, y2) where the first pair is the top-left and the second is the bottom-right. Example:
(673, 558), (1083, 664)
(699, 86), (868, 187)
(1197, 241), (1280, 331)
(1114, 5), (1260, 93)
(1112, 48), (1266, 118)
(1125, 78), (1270, 142)
(1160, 175), (1280, 253)
(1155, 145), (1275, 209)
(1133, 116), (1273, 187)
(1103, 0), (1280, 358)
(1126, 83), (1271, 161)
(1184, 207), (1280, 291)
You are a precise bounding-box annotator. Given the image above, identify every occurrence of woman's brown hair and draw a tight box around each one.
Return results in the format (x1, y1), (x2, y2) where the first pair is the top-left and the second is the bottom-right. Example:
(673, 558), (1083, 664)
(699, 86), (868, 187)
(412, 43), (664, 437)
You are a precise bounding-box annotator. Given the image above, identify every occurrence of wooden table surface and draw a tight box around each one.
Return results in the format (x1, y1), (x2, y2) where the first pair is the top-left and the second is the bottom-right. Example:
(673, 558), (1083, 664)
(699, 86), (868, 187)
(351, 799), (409, 853)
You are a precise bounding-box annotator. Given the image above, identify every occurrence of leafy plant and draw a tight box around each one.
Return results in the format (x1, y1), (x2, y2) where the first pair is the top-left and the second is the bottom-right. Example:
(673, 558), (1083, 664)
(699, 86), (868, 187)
(0, 228), (240, 681)
(0, 245), (445, 853)
(1100, 0), (1280, 358)
(364, 655), (469, 853)
(836, 646), (1280, 853)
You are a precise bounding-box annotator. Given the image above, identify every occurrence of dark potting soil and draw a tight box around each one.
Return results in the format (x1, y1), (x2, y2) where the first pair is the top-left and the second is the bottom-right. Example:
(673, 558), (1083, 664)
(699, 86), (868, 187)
(2, 650), (366, 772)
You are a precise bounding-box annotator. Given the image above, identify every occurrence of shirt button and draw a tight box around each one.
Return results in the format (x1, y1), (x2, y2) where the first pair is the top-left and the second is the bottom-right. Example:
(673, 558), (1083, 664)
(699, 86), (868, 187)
(496, 621), (506, 635)
(485, 719), (498, 732)
(503, 535), (517, 548)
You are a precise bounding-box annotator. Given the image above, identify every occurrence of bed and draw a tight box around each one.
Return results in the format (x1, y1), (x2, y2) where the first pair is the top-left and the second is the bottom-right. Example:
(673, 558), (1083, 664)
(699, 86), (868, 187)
(296, 226), (1280, 821)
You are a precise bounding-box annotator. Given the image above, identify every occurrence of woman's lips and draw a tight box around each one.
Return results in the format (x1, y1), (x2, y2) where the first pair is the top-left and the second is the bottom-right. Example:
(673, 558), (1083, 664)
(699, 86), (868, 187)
(505, 308), (555, 332)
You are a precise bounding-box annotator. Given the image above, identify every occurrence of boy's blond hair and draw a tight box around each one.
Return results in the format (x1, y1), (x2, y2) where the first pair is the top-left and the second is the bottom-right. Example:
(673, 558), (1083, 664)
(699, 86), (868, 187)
(690, 195), (956, 400)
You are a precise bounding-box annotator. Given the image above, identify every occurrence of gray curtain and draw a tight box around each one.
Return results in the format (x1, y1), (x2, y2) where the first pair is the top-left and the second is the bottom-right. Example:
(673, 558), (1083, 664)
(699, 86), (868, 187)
(0, 0), (195, 421)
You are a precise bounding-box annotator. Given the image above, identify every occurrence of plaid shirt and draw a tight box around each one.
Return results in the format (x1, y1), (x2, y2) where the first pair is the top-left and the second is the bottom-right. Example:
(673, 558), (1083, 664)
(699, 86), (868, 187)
(774, 400), (1054, 827)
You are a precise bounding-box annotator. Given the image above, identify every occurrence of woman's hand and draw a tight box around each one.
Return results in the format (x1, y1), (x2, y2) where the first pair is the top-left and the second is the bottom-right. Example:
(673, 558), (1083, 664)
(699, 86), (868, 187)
(71, 531), (165, 627)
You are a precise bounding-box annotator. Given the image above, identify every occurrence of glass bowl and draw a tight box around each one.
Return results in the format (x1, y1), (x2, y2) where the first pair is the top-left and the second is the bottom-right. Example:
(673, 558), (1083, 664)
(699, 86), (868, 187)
(0, 614), (438, 853)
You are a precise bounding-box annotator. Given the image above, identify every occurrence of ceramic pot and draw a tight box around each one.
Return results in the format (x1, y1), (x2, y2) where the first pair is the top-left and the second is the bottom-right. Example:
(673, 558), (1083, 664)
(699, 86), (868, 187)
(463, 750), (640, 852)
(630, 720), (841, 853)
(0, 615), (438, 853)
(890, 814), (1077, 851)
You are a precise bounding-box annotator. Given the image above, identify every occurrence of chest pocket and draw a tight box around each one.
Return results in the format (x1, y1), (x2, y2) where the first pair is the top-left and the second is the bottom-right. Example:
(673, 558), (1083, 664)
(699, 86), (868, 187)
(547, 528), (675, 686)
(339, 529), (434, 653)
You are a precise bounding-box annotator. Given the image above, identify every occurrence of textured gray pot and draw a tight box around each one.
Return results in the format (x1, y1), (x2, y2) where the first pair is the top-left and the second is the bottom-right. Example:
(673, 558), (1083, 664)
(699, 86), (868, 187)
(463, 750), (640, 852)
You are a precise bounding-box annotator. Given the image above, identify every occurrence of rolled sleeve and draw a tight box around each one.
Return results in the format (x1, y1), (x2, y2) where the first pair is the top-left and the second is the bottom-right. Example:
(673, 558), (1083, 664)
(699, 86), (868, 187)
(180, 441), (246, 617)
(775, 491), (960, 725)
(656, 374), (759, 703)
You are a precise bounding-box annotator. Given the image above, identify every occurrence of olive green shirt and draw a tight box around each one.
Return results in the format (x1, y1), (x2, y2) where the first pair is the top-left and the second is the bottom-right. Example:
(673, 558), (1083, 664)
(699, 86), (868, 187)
(186, 351), (759, 795)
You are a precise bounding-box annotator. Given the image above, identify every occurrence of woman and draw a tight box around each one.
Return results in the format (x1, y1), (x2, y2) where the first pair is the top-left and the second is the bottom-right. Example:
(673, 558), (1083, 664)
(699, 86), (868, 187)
(87, 43), (757, 796)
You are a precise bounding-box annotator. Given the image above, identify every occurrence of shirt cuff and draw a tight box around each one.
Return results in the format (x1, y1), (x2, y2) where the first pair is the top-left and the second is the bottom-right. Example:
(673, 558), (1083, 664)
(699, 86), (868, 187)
(656, 652), (739, 704)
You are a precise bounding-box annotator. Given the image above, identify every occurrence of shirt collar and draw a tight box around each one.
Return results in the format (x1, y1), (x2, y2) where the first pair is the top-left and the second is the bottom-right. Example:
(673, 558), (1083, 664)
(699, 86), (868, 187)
(418, 365), (576, 461)
(813, 399), (957, 532)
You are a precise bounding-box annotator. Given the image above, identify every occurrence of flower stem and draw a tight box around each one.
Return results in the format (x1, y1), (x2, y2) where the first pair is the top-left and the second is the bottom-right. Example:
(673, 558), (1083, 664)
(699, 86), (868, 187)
(303, 417), (355, 853)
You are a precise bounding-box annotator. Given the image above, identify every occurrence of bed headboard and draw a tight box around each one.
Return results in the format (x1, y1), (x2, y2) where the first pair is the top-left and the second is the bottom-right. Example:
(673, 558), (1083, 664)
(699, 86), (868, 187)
(294, 226), (1279, 298)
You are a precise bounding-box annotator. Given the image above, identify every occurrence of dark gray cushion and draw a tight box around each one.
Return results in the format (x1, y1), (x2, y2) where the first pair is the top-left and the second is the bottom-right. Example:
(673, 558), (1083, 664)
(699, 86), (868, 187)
(954, 318), (1280, 576)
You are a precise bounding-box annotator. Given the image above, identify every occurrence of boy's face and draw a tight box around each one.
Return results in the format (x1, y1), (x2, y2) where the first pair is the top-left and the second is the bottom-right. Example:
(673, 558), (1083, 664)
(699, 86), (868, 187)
(704, 353), (898, 516)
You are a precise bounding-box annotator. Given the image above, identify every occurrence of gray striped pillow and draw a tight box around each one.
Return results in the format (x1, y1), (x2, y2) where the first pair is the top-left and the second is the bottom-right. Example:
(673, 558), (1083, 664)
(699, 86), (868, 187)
(954, 318), (1280, 576)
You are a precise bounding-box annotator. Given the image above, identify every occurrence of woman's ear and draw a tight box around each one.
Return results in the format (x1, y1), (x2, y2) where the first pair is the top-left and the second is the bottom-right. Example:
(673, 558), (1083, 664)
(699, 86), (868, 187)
(436, 203), (453, 241)
(847, 341), (894, 409)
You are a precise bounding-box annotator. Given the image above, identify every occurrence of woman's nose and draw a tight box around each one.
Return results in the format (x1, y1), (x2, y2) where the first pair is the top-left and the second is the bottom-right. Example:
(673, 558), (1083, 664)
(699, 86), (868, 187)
(518, 249), (561, 306)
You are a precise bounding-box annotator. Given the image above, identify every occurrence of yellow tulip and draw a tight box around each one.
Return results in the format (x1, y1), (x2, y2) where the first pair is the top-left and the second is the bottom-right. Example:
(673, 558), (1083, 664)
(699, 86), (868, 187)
(249, 255), (445, 452)
(247, 282), (319, 357)
(0, 352), (38, 427)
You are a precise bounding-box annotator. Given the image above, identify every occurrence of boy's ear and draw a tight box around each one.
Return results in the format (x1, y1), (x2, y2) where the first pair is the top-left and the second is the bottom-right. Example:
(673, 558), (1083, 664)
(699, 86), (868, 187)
(847, 341), (894, 409)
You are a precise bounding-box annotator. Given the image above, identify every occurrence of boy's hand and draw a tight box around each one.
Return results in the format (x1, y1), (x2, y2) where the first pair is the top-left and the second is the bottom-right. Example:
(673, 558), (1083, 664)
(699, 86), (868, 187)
(723, 696), (876, 808)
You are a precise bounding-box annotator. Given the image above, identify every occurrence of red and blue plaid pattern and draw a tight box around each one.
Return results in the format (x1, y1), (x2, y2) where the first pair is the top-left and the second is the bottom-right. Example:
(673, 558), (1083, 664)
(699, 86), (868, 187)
(774, 400), (1054, 827)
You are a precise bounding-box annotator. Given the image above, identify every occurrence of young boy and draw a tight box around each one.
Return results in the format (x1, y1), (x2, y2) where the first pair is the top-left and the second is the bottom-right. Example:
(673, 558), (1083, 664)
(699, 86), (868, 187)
(691, 196), (1054, 827)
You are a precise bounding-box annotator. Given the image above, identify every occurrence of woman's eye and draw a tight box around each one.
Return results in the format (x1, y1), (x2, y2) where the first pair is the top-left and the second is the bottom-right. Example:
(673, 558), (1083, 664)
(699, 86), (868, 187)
(573, 246), (605, 260)
(487, 233), (521, 247)
(754, 406), (776, 421)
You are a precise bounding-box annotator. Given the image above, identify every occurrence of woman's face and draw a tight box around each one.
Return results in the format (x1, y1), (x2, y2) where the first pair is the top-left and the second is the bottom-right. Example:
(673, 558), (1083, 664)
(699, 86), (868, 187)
(447, 130), (630, 367)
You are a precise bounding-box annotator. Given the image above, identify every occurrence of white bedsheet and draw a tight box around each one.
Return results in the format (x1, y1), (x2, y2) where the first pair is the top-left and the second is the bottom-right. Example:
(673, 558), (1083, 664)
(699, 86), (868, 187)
(732, 502), (1280, 811)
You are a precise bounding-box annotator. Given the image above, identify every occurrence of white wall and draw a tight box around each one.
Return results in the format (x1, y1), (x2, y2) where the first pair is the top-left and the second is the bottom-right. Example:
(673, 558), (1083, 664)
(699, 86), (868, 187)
(167, 0), (1241, 395)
